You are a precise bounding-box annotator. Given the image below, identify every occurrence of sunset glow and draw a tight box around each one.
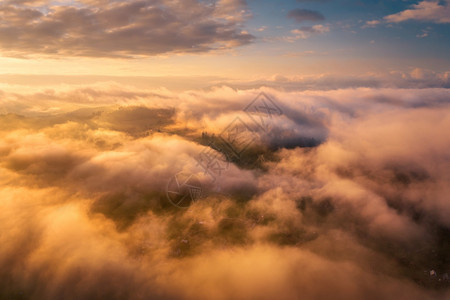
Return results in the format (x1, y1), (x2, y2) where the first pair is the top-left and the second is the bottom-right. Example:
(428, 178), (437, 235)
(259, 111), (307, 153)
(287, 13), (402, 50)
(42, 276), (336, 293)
(0, 1), (449, 299)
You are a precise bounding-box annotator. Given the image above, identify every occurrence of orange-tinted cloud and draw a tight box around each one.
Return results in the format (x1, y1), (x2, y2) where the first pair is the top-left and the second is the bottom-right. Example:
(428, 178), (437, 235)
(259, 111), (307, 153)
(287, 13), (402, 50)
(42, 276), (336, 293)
(385, 0), (450, 24)
(0, 0), (253, 58)
(0, 85), (449, 299)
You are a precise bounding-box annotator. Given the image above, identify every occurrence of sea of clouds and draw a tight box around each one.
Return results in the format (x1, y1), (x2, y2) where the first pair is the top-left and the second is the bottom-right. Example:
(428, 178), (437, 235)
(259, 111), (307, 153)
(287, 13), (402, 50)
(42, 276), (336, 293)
(0, 83), (449, 299)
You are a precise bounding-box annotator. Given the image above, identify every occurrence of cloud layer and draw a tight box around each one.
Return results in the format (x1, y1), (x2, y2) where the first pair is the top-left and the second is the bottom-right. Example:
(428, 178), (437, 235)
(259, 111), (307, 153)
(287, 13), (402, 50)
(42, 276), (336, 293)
(1, 84), (450, 299)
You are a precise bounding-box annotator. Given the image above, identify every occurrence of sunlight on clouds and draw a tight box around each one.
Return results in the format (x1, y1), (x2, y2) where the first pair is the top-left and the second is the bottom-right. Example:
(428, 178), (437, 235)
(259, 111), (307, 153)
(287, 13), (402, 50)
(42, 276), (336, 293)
(0, 0), (253, 58)
(0, 0), (449, 299)
(0, 83), (449, 299)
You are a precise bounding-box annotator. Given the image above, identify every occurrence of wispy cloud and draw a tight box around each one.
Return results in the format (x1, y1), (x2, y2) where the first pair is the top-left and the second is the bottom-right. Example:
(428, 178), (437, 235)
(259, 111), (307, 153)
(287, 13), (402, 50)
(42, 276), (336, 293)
(416, 28), (430, 38)
(362, 1), (450, 29)
(384, 0), (450, 24)
(289, 24), (330, 40)
(362, 20), (380, 28)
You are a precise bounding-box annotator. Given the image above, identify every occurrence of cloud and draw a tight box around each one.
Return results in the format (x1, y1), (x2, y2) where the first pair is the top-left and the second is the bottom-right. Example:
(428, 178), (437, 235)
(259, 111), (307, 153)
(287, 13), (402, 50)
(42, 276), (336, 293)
(0, 0), (254, 58)
(1, 83), (450, 299)
(384, 0), (450, 24)
(288, 8), (325, 23)
(416, 29), (429, 38)
(290, 24), (330, 39)
(257, 26), (267, 32)
(362, 20), (380, 28)
(219, 69), (450, 90)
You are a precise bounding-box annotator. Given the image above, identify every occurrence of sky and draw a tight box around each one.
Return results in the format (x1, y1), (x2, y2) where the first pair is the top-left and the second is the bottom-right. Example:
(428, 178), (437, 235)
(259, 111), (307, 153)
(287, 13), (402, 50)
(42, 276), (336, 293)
(0, 0), (449, 80)
(0, 1), (450, 300)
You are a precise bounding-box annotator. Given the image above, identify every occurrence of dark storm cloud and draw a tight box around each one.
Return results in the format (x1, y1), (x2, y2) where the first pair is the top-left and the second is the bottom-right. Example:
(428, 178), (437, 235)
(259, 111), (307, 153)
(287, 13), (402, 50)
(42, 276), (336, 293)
(288, 8), (325, 23)
(0, 0), (254, 58)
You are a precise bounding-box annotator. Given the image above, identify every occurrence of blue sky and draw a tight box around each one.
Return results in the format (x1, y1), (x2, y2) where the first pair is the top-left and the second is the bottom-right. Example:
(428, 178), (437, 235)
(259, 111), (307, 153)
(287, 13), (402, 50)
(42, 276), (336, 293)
(242, 0), (450, 71)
